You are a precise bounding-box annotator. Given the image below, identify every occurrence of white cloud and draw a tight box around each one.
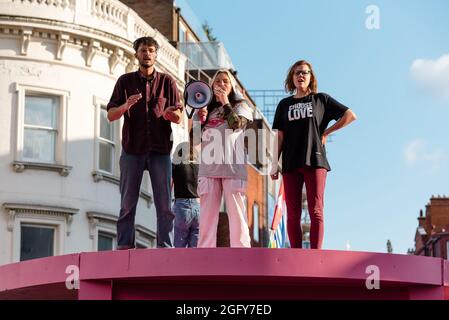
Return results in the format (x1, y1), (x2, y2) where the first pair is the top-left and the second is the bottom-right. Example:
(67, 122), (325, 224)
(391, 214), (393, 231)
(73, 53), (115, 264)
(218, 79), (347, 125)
(403, 139), (447, 173)
(404, 139), (423, 165)
(410, 54), (449, 100)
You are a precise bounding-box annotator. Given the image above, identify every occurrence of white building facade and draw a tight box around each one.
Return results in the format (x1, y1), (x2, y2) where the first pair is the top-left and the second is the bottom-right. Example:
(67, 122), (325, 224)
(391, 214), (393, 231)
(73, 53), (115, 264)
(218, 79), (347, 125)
(0, 0), (188, 265)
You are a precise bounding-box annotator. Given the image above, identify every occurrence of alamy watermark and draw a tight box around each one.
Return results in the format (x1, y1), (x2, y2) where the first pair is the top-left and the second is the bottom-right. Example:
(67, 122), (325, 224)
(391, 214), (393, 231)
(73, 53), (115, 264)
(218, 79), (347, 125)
(65, 264), (80, 290)
(365, 5), (380, 30)
(171, 124), (280, 176)
(365, 264), (380, 290)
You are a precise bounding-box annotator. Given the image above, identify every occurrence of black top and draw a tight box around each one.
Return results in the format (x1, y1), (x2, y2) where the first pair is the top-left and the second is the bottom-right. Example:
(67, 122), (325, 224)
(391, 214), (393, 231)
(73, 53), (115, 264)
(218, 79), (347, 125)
(172, 162), (199, 198)
(107, 70), (180, 155)
(272, 93), (348, 172)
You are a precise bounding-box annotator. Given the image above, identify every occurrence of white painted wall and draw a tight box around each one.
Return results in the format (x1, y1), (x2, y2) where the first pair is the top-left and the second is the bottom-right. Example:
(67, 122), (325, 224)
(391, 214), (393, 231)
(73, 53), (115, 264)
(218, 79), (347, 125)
(0, 0), (188, 265)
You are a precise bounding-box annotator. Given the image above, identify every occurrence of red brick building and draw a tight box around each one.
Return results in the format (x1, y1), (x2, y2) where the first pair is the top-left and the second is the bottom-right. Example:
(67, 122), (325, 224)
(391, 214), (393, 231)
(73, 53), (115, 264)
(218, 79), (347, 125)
(120, 0), (201, 46)
(414, 196), (449, 259)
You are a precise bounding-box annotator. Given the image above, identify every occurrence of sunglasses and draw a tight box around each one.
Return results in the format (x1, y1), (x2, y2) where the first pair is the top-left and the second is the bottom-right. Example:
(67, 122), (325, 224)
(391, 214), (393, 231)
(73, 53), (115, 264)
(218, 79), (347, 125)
(294, 70), (311, 77)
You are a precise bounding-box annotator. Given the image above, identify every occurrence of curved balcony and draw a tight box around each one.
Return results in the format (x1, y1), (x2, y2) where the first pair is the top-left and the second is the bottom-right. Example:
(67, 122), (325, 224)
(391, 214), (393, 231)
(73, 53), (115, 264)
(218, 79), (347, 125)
(0, 0), (185, 79)
(0, 249), (448, 300)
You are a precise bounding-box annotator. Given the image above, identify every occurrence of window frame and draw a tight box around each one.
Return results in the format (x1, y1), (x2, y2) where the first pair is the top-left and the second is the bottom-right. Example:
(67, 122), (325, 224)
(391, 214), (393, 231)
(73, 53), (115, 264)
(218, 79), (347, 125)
(9, 212), (63, 263)
(14, 83), (69, 167)
(19, 223), (57, 262)
(97, 230), (117, 251)
(86, 212), (156, 250)
(86, 211), (117, 252)
(93, 96), (121, 176)
(22, 94), (59, 163)
(3, 203), (78, 263)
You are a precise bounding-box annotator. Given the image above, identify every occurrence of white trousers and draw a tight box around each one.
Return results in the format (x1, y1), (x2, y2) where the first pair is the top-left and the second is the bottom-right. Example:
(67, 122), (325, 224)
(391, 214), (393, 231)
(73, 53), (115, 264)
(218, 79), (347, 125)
(197, 177), (251, 248)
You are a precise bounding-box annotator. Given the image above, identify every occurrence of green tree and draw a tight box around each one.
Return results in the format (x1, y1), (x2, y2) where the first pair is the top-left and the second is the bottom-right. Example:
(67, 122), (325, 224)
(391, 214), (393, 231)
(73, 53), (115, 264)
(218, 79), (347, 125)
(202, 20), (217, 41)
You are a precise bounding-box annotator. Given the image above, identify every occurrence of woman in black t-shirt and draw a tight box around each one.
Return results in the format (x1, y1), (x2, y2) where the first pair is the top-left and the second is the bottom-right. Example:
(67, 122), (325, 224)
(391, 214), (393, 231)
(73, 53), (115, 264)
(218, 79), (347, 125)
(271, 60), (357, 249)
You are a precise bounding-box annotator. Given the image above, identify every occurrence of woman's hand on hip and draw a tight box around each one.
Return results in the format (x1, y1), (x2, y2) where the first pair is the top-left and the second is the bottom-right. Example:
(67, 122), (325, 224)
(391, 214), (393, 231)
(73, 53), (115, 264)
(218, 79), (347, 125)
(321, 133), (328, 146)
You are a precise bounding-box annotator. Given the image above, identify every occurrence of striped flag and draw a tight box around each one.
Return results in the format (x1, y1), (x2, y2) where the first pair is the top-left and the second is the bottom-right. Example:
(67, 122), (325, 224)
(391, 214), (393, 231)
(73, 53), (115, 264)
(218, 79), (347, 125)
(269, 180), (288, 248)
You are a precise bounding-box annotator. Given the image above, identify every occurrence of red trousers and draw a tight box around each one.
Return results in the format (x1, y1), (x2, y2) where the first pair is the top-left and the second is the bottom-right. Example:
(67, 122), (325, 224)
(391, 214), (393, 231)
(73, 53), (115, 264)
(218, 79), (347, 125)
(282, 166), (327, 249)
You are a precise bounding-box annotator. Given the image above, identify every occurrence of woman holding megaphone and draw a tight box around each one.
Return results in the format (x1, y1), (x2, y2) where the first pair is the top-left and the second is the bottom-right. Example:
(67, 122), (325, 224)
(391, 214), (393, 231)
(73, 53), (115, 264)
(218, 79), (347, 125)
(194, 69), (253, 248)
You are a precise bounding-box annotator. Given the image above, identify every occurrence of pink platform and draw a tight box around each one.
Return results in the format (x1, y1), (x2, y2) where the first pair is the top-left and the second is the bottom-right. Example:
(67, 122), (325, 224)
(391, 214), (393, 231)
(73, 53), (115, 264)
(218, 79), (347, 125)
(0, 249), (448, 300)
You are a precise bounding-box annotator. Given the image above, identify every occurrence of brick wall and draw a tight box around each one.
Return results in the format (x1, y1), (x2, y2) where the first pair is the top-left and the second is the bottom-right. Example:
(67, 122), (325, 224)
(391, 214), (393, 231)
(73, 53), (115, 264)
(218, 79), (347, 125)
(247, 165), (266, 247)
(121, 0), (175, 42)
(426, 197), (449, 233)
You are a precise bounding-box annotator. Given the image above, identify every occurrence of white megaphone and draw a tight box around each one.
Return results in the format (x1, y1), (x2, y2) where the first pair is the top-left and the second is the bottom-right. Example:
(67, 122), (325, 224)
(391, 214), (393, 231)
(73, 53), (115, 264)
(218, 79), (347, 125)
(184, 80), (212, 121)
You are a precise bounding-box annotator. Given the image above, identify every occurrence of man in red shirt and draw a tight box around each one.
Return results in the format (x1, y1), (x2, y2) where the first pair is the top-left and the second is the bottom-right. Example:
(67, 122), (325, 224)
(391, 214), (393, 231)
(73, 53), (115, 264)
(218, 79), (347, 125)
(107, 36), (182, 249)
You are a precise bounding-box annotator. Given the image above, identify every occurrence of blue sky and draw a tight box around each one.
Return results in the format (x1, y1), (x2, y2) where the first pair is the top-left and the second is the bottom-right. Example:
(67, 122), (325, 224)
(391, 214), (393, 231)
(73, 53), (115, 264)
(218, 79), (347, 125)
(184, 0), (449, 254)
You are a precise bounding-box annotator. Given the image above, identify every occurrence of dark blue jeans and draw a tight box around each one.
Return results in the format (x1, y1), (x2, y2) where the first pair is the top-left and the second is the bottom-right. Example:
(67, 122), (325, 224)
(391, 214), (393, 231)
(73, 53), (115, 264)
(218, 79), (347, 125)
(173, 198), (200, 248)
(117, 150), (174, 248)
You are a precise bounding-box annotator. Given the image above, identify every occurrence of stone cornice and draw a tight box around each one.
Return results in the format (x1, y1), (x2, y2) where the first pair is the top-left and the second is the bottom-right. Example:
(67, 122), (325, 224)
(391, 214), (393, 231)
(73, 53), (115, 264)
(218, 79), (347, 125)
(0, 0), (187, 82)
(0, 18), (185, 83)
(12, 161), (72, 177)
(3, 202), (79, 235)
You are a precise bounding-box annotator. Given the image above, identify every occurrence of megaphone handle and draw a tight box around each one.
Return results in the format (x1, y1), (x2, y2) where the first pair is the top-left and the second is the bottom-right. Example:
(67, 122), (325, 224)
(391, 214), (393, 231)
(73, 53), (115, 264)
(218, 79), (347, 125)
(186, 107), (195, 119)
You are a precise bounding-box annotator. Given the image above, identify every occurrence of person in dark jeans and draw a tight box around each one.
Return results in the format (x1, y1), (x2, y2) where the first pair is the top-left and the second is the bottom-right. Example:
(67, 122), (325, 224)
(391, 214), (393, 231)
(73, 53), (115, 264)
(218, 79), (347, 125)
(107, 36), (182, 249)
(172, 140), (200, 247)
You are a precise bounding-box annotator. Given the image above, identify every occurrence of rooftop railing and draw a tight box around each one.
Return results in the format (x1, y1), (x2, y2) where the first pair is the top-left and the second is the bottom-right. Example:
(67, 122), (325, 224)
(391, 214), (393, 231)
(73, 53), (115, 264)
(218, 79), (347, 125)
(178, 41), (235, 71)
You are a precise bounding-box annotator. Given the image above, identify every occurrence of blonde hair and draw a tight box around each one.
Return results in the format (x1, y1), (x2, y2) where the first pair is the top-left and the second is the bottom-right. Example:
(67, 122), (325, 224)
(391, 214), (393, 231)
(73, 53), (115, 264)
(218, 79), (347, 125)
(210, 69), (244, 104)
(210, 69), (237, 90)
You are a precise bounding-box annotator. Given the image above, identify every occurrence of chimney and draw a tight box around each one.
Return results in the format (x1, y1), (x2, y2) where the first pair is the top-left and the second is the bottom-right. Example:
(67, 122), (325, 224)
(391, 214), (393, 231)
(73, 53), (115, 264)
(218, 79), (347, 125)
(418, 209), (426, 227)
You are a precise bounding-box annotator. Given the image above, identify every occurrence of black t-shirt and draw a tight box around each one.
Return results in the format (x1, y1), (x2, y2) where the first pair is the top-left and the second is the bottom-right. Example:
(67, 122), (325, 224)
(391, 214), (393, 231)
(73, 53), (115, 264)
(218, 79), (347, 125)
(272, 93), (349, 172)
(172, 162), (199, 198)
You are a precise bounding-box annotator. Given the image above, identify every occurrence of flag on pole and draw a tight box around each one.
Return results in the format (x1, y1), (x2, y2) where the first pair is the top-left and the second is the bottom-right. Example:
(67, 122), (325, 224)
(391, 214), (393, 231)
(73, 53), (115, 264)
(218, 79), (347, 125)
(269, 180), (287, 248)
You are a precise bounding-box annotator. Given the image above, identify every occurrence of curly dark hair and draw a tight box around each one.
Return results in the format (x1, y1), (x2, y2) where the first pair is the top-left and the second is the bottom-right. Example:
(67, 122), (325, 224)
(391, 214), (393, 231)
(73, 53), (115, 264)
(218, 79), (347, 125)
(133, 36), (159, 52)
